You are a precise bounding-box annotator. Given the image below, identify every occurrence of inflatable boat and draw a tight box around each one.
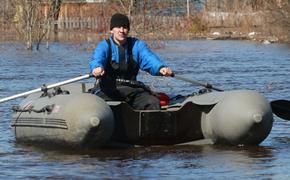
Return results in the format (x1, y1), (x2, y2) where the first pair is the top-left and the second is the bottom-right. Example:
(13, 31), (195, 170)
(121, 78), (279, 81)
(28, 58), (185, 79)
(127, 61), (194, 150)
(9, 77), (274, 148)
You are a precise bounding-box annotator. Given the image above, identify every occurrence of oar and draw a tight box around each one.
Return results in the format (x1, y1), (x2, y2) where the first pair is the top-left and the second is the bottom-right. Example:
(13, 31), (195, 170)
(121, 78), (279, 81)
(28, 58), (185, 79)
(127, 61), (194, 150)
(171, 74), (290, 121)
(0, 74), (93, 104)
(171, 74), (223, 92)
(270, 100), (290, 120)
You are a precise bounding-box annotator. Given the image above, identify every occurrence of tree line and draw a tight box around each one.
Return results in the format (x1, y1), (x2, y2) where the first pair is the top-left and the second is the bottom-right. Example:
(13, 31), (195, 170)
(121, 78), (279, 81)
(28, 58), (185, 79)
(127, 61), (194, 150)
(1, 0), (290, 50)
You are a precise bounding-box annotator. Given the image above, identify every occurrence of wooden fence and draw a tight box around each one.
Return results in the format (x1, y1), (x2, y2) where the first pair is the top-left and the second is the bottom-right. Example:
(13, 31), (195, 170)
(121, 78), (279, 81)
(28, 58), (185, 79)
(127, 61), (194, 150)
(55, 16), (183, 30)
(57, 17), (107, 30)
(55, 12), (264, 31)
(201, 11), (264, 28)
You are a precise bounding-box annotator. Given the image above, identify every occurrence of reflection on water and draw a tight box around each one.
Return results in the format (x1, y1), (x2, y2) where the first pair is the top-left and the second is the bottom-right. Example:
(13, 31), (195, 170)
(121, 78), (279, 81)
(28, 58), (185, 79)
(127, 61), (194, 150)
(1, 40), (290, 179)
(7, 143), (281, 179)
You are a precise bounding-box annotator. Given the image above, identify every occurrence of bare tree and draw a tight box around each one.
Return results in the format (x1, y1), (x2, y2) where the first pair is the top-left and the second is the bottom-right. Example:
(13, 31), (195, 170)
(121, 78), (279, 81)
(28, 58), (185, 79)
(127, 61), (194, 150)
(261, 0), (290, 39)
(115, 0), (136, 17)
(0, 0), (11, 33)
(10, 0), (62, 50)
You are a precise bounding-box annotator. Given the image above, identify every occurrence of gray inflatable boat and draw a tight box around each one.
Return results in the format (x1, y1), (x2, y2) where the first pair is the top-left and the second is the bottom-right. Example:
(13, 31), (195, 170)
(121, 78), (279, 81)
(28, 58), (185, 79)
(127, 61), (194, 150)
(10, 82), (273, 148)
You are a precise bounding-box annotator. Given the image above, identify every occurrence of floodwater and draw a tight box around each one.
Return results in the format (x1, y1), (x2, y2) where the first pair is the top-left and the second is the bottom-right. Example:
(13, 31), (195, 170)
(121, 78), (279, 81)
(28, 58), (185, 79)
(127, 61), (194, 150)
(1, 40), (290, 179)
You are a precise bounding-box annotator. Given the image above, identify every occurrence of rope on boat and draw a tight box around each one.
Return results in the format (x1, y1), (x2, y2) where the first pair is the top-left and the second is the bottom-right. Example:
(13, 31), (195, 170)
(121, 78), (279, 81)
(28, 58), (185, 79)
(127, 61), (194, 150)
(12, 105), (55, 114)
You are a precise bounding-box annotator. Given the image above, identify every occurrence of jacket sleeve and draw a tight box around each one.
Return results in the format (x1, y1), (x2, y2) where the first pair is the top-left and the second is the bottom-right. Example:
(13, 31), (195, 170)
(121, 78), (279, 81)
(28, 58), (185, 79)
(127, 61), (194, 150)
(89, 40), (109, 72)
(133, 39), (166, 76)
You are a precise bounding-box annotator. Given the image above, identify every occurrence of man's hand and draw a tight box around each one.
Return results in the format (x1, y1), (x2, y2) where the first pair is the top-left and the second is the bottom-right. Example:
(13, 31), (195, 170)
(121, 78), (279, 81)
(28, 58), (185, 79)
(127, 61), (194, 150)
(92, 67), (105, 77)
(159, 67), (173, 76)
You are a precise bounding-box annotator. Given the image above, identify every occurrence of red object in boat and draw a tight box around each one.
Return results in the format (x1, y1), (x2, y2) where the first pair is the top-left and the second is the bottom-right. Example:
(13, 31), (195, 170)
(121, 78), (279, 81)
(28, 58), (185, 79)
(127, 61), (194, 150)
(159, 92), (169, 106)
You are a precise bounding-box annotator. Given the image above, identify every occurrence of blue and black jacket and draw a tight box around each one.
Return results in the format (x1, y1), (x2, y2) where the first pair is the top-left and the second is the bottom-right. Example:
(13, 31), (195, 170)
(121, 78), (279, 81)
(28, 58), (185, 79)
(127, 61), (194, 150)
(90, 36), (166, 77)
(89, 36), (167, 89)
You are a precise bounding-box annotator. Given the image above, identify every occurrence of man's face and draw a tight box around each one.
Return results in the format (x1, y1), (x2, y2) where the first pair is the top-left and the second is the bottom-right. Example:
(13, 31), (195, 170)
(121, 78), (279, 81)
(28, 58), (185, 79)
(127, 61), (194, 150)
(110, 26), (129, 45)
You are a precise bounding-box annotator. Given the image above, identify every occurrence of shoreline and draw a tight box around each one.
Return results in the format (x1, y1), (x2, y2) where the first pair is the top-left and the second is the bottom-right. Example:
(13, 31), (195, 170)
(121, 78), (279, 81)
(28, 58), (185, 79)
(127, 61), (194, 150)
(0, 30), (285, 48)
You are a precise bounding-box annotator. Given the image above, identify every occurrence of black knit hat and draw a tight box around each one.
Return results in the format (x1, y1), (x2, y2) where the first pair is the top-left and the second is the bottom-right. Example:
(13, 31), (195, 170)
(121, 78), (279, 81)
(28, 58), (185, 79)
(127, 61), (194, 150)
(110, 13), (130, 30)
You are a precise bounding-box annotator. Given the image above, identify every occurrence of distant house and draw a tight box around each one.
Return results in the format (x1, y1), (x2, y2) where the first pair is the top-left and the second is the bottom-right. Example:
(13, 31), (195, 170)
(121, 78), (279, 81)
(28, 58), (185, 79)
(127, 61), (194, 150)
(41, 0), (108, 30)
(85, 0), (107, 2)
(42, 0), (107, 18)
(61, 0), (106, 3)
(57, 0), (107, 19)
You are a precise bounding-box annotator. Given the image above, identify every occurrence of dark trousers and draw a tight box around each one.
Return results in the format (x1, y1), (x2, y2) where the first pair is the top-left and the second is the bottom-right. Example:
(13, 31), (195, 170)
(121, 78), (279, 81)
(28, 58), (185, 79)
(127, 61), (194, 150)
(96, 86), (160, 110)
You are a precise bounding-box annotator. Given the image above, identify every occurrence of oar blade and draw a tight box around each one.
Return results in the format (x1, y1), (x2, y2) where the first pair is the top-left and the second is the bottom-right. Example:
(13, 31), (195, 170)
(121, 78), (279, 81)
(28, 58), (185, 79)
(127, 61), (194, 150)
(271, 100), (290, 121)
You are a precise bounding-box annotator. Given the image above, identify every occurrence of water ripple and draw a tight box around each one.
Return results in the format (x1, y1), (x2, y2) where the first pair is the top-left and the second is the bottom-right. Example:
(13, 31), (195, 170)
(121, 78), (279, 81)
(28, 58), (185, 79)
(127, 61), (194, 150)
(1, 40), (290, 179)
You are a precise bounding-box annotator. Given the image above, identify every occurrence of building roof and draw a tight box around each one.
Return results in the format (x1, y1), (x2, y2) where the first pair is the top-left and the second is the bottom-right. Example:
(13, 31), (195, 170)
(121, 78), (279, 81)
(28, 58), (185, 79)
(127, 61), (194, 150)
(62, 0), (106, 3)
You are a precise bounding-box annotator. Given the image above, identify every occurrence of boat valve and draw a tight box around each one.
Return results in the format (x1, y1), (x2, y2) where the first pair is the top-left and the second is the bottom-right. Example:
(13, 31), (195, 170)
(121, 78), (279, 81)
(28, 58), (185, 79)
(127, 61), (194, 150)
(253, 112), (263, 123)
(90, 117), (100, 127)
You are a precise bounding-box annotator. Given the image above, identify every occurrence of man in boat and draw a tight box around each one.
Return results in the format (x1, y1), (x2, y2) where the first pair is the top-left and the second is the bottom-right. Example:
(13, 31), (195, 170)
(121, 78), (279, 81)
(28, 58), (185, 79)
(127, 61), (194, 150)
(89, 13), (173, 110)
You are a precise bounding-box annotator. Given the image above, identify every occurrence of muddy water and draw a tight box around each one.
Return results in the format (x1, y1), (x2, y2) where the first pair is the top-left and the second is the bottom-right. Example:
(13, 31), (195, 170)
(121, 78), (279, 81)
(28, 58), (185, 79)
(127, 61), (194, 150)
(1, 40), (290, 179)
